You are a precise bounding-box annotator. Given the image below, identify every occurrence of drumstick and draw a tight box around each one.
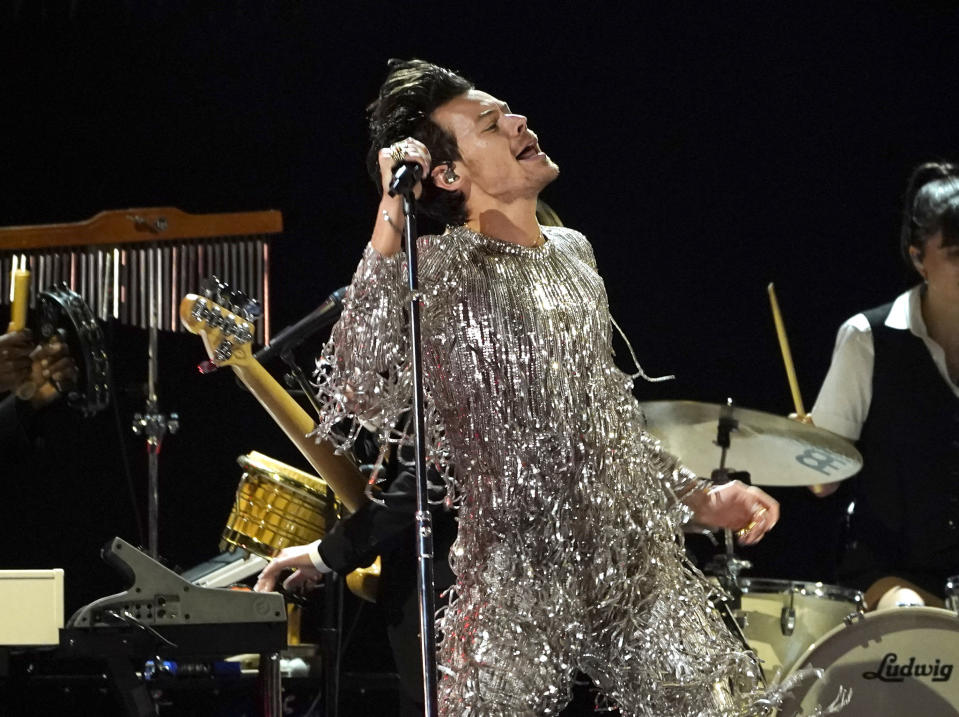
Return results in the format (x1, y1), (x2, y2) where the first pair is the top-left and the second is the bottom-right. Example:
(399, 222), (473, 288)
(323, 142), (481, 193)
(767, 283), (806, 419)
(8, 269), (30, 332)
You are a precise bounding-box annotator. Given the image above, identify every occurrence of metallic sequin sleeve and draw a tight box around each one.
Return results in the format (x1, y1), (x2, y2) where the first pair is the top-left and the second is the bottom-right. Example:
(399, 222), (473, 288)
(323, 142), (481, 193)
(641, 429), (711, 523)
(312, 243), (413, 447)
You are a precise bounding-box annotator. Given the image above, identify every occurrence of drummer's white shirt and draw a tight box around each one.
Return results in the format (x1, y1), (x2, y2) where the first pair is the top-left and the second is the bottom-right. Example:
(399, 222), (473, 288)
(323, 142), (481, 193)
(811, 285), (959, 441)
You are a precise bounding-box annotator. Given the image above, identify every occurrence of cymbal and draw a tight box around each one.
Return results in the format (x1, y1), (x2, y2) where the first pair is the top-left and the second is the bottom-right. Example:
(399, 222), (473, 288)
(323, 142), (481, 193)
(639, 401), (862, 487)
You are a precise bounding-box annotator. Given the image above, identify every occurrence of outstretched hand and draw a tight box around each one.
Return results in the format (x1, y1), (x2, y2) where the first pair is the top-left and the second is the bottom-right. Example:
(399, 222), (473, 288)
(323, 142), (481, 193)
(684, 480), (779, 546)
(254, 542), (326, 594)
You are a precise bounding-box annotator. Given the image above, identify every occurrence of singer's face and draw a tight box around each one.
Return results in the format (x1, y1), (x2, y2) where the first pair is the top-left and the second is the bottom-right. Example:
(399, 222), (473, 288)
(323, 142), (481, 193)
(431, 90), (558, 207)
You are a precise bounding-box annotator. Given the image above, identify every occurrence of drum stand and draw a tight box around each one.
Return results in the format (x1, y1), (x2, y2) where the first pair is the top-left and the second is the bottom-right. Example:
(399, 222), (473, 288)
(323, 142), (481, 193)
(701, 400), (764, 674)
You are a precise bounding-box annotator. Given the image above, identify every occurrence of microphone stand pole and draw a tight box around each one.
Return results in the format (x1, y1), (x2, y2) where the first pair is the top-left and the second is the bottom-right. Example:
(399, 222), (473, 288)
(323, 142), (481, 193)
(392, 171), (440, 716)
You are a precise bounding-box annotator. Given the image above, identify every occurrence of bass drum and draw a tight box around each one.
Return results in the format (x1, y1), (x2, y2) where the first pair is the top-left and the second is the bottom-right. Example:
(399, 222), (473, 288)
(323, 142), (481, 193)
(778, 607), (959, 716)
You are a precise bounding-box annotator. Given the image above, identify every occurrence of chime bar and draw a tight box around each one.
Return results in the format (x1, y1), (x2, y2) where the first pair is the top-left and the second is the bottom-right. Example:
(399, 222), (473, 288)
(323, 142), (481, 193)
(0, 207), (281, 344)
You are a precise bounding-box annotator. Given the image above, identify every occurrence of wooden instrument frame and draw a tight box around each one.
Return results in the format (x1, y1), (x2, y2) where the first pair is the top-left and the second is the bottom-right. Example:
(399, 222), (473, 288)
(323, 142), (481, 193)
(0, 207), (283, 250)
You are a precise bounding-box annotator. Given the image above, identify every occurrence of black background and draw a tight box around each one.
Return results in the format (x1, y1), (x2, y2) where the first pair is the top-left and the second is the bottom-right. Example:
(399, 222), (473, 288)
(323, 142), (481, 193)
(1, 0), (956, 707)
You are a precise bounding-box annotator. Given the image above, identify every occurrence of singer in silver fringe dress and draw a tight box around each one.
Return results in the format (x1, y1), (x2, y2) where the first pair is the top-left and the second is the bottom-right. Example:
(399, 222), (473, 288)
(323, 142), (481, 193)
(312, 224), (783, 715)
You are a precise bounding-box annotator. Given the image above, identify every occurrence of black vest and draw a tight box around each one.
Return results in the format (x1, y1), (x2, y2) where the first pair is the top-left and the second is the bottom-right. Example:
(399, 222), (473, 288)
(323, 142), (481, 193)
(849, 300), (959, 591)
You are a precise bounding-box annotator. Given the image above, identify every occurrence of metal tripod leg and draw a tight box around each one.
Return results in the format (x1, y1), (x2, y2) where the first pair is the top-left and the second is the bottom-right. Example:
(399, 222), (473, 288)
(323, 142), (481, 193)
(259, 651), (282, 717)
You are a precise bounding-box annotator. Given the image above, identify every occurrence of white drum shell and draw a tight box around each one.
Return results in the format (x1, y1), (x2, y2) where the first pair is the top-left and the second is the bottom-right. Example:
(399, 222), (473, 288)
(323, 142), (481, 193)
(731, 578), (862, 682)
(779, 607), (959, 716)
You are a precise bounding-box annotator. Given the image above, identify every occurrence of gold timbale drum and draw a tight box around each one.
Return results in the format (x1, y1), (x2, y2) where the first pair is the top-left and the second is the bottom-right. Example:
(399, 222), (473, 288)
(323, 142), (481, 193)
(221, 451), (339, 558)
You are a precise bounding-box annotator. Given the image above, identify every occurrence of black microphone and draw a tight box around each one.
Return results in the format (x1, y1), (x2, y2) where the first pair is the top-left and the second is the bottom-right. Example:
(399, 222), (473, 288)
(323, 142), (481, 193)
(253, 287), (347, 364)
(388, 161), (423, 197)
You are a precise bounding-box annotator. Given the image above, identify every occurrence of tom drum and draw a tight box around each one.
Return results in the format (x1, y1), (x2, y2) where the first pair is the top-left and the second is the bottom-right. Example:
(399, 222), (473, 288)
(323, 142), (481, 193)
(221, 451), (339, 558)
(732, 578), (863, 682)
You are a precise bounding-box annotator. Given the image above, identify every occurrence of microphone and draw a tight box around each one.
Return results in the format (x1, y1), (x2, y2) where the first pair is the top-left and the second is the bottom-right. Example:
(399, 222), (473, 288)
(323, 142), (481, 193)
(388, 161), (423, 197)
(253, 287), (347, 365)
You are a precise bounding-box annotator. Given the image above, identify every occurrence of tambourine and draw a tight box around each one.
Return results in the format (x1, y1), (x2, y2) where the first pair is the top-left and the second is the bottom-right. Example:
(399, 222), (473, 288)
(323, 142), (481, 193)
(37, 283), (110, 416)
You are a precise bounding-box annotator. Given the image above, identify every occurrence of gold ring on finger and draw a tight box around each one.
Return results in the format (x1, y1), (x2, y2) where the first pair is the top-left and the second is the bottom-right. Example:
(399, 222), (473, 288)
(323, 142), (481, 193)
(390, 144), (405, 164)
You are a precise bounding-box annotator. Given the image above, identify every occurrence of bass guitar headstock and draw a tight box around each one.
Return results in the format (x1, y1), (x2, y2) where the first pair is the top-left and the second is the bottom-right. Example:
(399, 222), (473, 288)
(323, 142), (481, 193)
(179, 276), (262, 369)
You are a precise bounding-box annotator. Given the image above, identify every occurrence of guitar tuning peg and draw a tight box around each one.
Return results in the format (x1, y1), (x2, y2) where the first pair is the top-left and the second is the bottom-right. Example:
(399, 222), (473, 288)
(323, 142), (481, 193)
(213, 340), (234, 363)
(246, 302), (263, 321)
(229, 288), (262, 322)
(201, 275), (226, 300)
(216, 283), (234, 307)
(229, 287), (248, 311)
(242, 300), (263, 322)
(200, 276), (216, 298)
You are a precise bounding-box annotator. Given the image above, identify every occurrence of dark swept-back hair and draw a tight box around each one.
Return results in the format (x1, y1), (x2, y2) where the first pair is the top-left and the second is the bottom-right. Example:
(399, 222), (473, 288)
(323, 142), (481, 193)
(900, 161), (959, 270)
(367, 59), (473, 227)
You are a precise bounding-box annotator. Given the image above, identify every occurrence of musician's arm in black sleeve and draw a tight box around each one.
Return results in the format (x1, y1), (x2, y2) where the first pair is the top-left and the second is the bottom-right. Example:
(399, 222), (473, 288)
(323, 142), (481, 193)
(317, 467), (443, 574)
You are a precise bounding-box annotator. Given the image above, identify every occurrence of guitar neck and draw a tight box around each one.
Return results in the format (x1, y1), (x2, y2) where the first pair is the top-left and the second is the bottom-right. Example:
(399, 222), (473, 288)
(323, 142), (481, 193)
(231, 355), (367, 513)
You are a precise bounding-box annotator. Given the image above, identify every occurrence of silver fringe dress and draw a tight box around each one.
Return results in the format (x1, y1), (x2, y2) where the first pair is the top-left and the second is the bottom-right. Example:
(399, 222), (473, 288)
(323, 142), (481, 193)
(313, 225), (770, 715)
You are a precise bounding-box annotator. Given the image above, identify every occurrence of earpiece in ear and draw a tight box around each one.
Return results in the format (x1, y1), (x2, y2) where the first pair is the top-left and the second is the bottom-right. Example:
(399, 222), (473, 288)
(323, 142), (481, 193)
(443, 163), (459, 185)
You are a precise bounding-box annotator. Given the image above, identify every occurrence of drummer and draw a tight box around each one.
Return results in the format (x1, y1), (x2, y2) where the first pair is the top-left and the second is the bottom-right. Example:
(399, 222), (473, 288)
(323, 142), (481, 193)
(808, 161), (959, 607)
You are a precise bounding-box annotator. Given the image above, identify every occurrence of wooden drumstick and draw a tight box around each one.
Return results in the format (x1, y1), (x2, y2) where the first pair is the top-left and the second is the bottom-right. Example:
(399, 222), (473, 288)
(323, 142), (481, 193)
(767, 283), (806, 419)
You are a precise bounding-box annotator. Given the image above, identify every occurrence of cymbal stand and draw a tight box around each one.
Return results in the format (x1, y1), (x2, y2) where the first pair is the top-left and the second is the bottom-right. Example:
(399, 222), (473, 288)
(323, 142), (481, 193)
(132, 243), (178, 560)
(705, 399), (751, 606)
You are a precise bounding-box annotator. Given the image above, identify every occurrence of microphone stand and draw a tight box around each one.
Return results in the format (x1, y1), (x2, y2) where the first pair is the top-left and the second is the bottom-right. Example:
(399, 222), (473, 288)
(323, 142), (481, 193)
(391, 167), (440, 716)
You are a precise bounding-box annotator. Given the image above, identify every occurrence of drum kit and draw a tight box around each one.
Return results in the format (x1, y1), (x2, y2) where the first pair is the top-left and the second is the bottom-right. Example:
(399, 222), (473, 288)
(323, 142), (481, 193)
(642, 398), (959, 715)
